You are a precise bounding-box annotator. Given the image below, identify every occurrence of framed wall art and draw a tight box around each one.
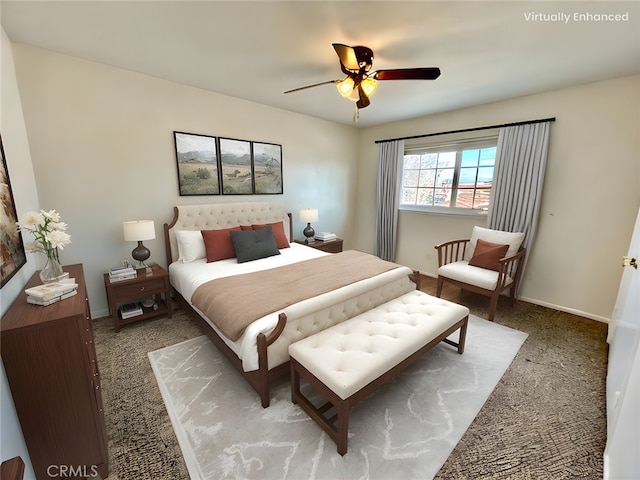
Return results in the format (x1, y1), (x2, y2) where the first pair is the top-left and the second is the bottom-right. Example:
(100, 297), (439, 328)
(174, 131), (220, 195)
(219, 137), (253, 195)
(173, 131), (283, 196)
(253, 142), (283, 194)
(0, 134), (27, 287)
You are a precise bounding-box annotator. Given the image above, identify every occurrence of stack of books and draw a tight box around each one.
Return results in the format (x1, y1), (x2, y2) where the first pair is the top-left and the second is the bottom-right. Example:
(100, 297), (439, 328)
(315, 232), (337, 241)
(119, 302), (143, 319)
(25, 279), (78, 306)
(108, 265), (137, 282)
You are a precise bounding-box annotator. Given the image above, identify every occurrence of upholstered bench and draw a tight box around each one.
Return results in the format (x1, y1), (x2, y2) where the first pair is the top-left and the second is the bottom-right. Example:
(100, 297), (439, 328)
(289, 290), (469, 455)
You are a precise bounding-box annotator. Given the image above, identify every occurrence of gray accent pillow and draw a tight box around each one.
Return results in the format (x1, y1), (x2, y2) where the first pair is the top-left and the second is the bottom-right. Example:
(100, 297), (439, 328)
(230, 226), (281, 263)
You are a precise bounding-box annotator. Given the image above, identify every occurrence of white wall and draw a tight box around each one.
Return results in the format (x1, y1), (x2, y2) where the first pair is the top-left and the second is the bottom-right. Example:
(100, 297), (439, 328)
(9, 42), (640, 323)
(11, 43), (359, 318)
(0, 28), (38, 480)
(354, 75), (640, 321)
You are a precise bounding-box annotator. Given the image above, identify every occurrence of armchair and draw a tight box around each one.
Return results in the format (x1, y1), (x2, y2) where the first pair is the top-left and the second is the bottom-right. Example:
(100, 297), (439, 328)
(434, 226), (526, 321)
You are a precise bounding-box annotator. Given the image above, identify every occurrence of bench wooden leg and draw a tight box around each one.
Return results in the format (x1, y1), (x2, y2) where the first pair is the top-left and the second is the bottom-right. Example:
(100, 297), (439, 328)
(441, 317), (468, 354)
(291, 359), (352, 454)
(337, 401), (349, 456)
(291, 361), (300, 404)
(457, 317), (468, 354)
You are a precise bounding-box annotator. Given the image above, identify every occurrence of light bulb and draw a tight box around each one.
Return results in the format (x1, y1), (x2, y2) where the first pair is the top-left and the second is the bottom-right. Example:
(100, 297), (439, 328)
(336, 77), (355, 98)
(361, 77), (378, 97)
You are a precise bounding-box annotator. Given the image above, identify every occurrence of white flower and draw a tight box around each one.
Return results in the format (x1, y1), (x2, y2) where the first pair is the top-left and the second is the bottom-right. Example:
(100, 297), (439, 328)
(16, 209), (71, 259)
(17, 211), (45, 229)
(50, 221), (68, 231)
(47, 230), (72, 250)
(42, 209), (61, 223)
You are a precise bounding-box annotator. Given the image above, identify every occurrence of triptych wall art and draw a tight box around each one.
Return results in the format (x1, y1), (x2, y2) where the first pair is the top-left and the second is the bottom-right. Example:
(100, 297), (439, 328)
(174, 131), (283, 196)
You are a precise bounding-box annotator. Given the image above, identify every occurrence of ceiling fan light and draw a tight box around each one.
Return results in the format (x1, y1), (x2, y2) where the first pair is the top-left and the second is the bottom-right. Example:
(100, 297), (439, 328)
(336, 77), (355, 98)
(361, 77), (378, 97)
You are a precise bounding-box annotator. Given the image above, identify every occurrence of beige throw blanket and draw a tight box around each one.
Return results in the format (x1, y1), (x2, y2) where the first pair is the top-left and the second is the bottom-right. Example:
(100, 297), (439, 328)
(191, 250), (402, 341)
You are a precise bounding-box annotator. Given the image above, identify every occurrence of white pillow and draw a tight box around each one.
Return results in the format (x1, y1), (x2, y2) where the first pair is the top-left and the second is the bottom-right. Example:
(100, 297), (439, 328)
(175, 230), (206, 263)
(464, 226), (525, 261)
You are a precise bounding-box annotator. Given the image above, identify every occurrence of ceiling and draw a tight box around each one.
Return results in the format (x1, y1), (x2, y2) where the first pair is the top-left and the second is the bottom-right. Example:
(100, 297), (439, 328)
(2, 1), (639, 127)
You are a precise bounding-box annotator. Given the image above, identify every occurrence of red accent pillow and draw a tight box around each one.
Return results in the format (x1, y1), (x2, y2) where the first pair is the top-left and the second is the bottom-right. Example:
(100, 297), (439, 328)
(201, 226), (242, 262)
(252, 221), (290, 249)
(240, 225), (253, 231)
(468, 238), (509, 271)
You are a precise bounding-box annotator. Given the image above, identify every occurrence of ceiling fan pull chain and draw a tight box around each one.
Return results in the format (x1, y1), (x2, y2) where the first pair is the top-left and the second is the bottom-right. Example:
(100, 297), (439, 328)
(353, 103), (359, 123)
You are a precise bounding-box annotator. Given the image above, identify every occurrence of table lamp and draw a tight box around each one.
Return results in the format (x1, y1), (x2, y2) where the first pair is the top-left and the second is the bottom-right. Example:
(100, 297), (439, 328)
(123, 220), (155, 270)
(299, 208), (318, 244)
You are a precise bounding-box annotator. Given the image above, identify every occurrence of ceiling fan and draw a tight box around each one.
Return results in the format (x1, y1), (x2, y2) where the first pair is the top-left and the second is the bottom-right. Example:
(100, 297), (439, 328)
(284, 43), (441, 114)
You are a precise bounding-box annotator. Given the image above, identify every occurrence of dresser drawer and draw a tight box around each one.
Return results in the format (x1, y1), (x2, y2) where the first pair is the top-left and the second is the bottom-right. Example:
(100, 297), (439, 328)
(113, 277), (166, 297)
(318, 241), (343, 253)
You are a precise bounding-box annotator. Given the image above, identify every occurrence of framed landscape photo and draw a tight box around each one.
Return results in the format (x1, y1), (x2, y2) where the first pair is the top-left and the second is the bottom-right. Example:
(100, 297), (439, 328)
(174, 131), (220, 195)
(253, 142), (283, 194)
(0, 134), (27, 287)
(219, 138), (253, 195)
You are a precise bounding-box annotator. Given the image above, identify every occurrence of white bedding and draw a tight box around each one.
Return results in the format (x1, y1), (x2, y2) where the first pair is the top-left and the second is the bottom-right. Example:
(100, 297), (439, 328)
(170, 242), (415, 372)
(170, 242), (328, 302)
(169, 243), (329, 371)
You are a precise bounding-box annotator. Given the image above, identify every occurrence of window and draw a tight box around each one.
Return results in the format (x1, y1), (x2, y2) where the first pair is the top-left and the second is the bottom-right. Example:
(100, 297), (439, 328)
(400, 138), (498, 215)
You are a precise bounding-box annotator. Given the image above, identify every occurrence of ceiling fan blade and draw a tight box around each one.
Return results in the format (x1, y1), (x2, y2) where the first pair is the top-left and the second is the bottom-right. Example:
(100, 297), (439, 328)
(284, 79), (339, 94)
(356, 85), (370, 109)
(353, 46), (374, 71)
(332, 43), (360, 71)
(374, 68), (441, 81)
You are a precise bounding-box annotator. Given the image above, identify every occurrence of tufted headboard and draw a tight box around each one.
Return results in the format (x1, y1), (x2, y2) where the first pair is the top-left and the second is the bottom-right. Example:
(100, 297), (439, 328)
(164, 202), (293, 265)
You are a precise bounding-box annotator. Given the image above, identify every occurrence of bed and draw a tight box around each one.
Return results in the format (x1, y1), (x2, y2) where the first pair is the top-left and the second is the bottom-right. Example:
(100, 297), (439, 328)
(164, 202), (419, 407)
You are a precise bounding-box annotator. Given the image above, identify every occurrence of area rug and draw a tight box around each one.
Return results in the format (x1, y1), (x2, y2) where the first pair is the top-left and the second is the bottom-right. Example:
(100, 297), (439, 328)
(148, 315), (527, 480)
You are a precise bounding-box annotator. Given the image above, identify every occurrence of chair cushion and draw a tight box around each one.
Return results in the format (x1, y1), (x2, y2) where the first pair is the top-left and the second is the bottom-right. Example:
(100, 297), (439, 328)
(468, 239), (509, 271)
(464, 226), (524, 261)
(438, 261), (513, 290)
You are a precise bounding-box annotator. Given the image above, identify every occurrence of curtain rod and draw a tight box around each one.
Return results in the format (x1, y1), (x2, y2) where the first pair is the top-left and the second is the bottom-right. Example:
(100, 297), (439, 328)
(374, 117), (556, 144)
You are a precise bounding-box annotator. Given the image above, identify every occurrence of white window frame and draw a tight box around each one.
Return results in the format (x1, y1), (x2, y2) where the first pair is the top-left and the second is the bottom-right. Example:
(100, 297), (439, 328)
(399, 135), (498, 216)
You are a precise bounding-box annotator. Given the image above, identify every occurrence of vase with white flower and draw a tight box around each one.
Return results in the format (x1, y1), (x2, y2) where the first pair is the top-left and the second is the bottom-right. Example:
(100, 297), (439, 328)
(17, 209), (72, 283)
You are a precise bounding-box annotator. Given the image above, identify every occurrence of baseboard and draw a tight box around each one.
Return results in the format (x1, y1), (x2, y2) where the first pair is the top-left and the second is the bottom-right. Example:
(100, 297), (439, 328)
(418, 271), (610, 324)
(518, 296), (610, 324)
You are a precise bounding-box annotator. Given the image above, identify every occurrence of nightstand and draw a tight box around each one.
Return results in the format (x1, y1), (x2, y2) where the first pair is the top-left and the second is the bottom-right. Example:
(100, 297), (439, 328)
(104, 264), (172, 332)
(294, 238), (344, 253)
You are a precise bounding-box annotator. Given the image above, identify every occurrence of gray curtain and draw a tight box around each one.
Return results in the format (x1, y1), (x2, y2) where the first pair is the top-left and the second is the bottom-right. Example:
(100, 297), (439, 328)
(488, 121), (551, 274)
(375, 140), (404, 261)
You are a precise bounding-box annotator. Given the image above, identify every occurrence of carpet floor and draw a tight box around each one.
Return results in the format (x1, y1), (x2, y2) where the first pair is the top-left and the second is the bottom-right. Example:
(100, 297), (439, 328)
(92, 281), (608, 479)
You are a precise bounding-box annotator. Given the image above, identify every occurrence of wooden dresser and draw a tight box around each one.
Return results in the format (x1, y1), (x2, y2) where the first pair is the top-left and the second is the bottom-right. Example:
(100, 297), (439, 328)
(1, 264), (108, 480)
